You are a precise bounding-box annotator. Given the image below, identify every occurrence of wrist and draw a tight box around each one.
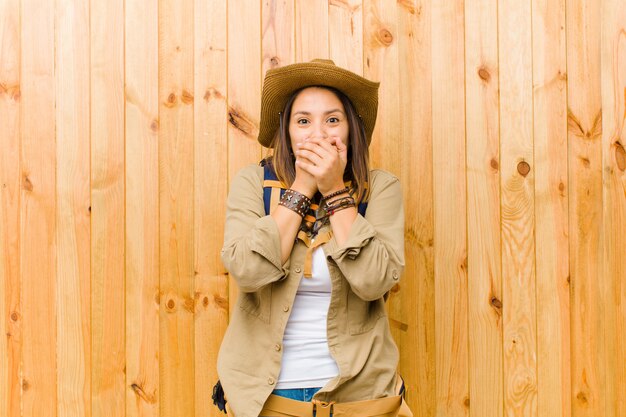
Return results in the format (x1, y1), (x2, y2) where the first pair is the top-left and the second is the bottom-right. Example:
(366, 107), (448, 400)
(320, 183), (347, 198)
(290, 181), (316, 199)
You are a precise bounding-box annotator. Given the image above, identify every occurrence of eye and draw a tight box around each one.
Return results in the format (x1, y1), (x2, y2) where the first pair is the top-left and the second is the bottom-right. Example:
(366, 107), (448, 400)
(327, 116), (340, 123)
(296, 118), (309, 125)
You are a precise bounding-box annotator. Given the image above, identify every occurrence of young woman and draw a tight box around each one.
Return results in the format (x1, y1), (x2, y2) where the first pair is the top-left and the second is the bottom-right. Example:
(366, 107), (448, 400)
(216, 59), (411, 417)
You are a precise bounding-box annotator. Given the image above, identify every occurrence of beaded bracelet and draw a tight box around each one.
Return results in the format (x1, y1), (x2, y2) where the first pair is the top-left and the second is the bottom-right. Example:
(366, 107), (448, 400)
(278, 189), (312, 218)
(320, 187), (350, 202)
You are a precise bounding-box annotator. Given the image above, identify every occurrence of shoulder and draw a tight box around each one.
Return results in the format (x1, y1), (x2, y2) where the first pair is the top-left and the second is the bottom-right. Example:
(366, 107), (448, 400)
(369, 169), (400, 192)
(231, 163), (265, 189)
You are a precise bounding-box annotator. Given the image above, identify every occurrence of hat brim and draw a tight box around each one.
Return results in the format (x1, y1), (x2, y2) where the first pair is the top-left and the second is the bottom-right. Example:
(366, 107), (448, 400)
(258, 61), (380, 148)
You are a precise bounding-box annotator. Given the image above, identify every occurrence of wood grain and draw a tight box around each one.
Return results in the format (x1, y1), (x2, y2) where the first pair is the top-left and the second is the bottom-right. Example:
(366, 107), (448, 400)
(20, 0), (57, 415)
(261, 0), (295, 160)
(227, 0), (262, 315)
(295, 0), (328, 61)
(432, 0), (468, 415)
(465, 0), (504, 416)
(158, 0), (195, 415)
(395, 1), (435, 415)
(329, 0), (363, 74)
(125, 0), (159, 415)
(601, 0), (626, 415)
(0, 0), (22, 416)
(194, 0), (228, 416)
(56, 0), (91, 415)
(498, 0), (538, 416)
(532, 1), (571, 417)
(91, 0), (126, 415)
(363, 0), (399, 171)
(567, 0), (605, 416)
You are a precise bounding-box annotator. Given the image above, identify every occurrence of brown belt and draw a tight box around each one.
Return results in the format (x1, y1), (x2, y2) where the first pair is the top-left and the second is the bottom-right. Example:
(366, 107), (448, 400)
(257, 376), (413, 417)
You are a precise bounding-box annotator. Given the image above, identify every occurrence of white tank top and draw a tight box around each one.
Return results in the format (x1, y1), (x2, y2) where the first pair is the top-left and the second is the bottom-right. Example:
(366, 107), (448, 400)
(275, 245), (339, 389)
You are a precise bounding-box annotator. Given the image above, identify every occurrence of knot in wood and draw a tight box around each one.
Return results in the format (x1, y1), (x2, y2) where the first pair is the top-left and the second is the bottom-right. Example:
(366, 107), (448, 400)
(490, 296), (502, 310)
(478, 67), (491, 82)
(517, 161), (531, 177)
(181, 89), (194, 104)
(615, 141), (626, 171)
(377, 28), (394, 46)
(22, 176), (33, 191)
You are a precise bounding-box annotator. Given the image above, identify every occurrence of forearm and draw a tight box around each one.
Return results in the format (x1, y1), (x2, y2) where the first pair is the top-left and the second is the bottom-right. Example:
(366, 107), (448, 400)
(270, 183), (315, 264)
(270, 204), (304, 264)
(327, 205), (357, 246)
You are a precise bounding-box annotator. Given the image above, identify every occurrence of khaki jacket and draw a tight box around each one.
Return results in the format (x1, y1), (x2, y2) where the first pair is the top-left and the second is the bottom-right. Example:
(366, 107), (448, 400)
(217, 163), (405, 417)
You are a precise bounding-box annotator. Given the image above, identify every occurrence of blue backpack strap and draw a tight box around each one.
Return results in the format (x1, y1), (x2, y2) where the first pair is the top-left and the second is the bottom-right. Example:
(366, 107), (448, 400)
(261, 159), (286, 215)
(357, 201), (367, 217)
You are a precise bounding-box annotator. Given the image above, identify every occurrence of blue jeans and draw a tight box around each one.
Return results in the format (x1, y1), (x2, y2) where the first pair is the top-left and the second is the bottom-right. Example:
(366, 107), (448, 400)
(261, 387), (326, 416)
(272, 387), (322, 402)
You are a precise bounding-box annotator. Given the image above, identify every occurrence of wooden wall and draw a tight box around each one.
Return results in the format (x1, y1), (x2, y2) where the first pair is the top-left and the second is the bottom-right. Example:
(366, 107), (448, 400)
(1, 0), (625, 416)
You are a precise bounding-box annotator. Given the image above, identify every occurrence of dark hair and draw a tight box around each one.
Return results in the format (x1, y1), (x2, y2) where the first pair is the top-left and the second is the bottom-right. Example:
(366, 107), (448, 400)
(268, 86), (370, 204)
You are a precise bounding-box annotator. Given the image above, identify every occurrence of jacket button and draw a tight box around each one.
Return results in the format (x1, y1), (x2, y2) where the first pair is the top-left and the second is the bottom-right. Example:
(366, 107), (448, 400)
(392, 270), (399, 280)
(275, 344), (282, 351)
(268, 377), (275, 385)
(283, 305), (290, 312)
(294, 266), (302, 273)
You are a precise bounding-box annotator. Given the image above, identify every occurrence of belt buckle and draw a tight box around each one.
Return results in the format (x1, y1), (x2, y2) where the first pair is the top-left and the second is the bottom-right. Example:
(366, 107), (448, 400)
(312, 400), (334, 417)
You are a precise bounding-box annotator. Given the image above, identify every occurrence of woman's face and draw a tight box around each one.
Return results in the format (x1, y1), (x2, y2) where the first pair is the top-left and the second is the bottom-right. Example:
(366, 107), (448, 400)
(288, 87), (350, 152)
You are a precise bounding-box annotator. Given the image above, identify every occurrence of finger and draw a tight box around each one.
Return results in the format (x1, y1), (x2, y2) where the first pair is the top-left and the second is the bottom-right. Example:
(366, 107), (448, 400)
(295, 158), (320, 177)
(328, 136), (347, 153)
(316, 138), (341, 154)
(296, 148), (324, 165)
(299, 140), (334, 160)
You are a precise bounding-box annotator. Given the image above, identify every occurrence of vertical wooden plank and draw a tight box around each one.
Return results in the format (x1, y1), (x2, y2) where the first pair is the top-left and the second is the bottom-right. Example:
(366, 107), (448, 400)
(363, 0), (399, 171)
(20, 0), (57, 415)
(295, 0), (328, 61)
(395, 1), (434, 415)
(91, 0), (125, 414)
(126, 0), (159, 415)
(465, 0), (504, 416)
(532, 1), (570, 417)
(0, 0), (21, 416)
(56, 0), (91, 415)
(432, 1), (468, 415)
(261, 0), (295, 160)
(262, 0), (295, 74)
(601, 0), (626, 415)
(159, 0), (195, 414)
(194, 0), (228, 416)
(329, 0), (363, 75)
(498, 0), (537, 416)
(566, 0), (604, 415)
(227, 0), (262, 310)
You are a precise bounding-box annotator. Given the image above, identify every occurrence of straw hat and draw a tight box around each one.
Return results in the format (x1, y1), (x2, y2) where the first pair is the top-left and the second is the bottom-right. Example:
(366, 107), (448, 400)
(257, 59), (380, 148)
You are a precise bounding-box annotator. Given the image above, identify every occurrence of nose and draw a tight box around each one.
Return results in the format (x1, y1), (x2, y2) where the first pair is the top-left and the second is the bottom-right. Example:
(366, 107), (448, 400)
(309, 121), (327, 140)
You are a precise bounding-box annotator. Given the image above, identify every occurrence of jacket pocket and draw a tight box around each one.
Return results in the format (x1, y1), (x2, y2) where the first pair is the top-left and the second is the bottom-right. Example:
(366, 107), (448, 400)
(238, 285), (272, 324)
(347, 291), (385, 335)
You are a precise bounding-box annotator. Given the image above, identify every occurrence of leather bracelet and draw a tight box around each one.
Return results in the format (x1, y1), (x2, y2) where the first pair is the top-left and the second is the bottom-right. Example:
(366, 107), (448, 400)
(325, 202), (355, 216)
(278, 189), (312, 218)
(324, 196), (356, 216)
(324, 196), (355, 210)
(320, 187), (350, 202)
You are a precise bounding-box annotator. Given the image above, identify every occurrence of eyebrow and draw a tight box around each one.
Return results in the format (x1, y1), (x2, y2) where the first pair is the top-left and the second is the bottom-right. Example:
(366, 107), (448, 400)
(292, 109), (345, 117)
